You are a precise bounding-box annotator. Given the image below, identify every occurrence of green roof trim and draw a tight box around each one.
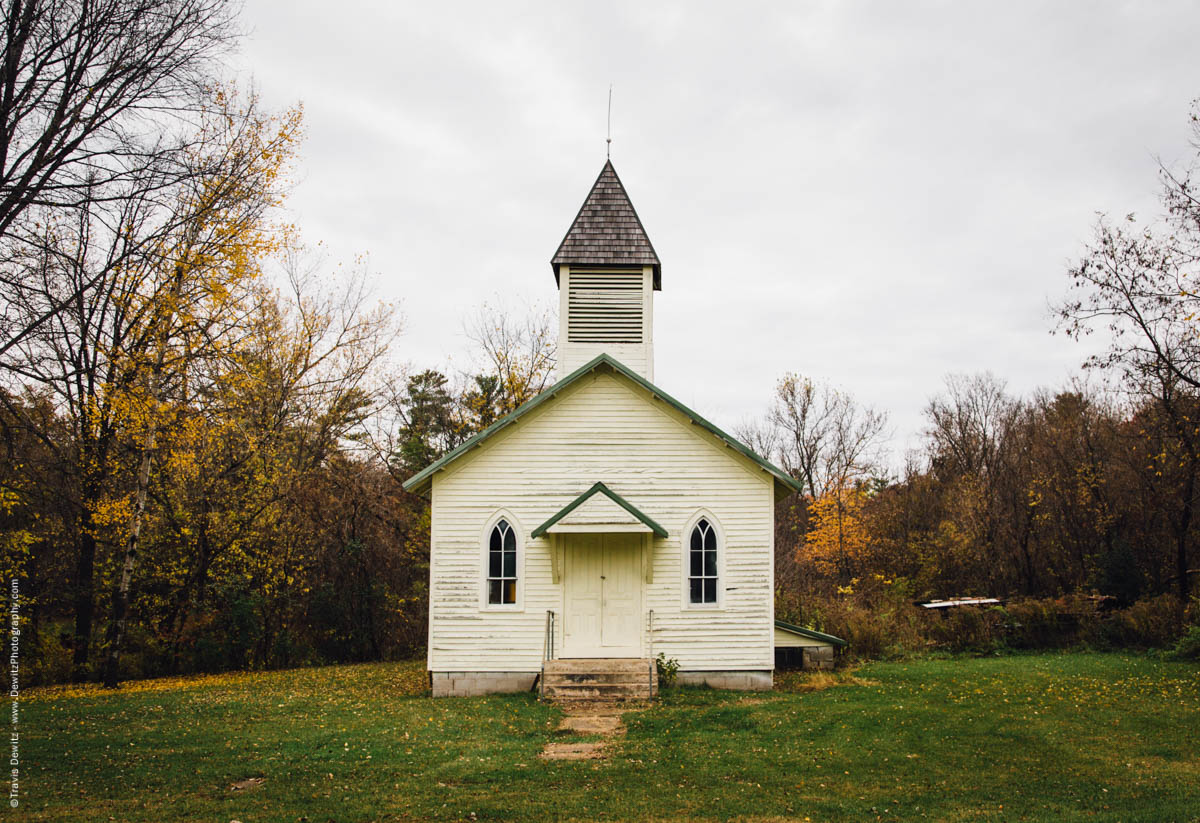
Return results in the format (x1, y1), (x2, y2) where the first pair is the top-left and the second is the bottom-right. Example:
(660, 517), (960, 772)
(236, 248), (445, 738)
(531, 481), (668, 539)
(774, 619), (849, 648)
(402, 353), (804, 496)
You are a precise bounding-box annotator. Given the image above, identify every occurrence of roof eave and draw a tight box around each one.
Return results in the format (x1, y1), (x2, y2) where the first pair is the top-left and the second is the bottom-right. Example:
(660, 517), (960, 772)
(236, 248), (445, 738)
(401, 353), (802, 498)
(774, 619), (849, 648)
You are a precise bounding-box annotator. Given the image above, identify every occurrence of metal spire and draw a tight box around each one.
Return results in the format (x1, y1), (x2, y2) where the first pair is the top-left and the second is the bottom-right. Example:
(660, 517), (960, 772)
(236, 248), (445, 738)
(606, 84), (613, 159)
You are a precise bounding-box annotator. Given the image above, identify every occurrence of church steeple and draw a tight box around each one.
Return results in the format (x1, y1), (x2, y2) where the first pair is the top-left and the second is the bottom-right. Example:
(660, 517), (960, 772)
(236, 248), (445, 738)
(551, 161), (660, 381)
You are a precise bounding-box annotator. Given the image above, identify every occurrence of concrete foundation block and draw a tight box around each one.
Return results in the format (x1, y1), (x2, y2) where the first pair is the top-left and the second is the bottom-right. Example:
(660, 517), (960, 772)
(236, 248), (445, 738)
(802, 646), (836, 670)
(431, 671), (537, 697)
(676, 671), (772, 691)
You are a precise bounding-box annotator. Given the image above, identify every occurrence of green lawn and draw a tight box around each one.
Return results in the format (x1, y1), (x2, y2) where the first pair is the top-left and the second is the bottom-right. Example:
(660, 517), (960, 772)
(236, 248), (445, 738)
(24, 653), (1200, 822)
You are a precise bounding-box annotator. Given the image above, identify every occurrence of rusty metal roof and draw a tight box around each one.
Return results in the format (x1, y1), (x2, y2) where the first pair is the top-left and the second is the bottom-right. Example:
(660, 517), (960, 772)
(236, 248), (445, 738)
(551, 159), (661, 289)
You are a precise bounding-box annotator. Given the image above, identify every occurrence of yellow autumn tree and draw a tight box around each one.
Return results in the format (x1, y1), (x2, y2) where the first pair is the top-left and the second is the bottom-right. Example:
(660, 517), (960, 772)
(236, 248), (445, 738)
(800, 484), (871, 579)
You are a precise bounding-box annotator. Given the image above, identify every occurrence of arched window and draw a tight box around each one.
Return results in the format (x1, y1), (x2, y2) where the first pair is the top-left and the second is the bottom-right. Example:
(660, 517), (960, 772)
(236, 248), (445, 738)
(689, 518), (718, 604)
(487, 519), (517, 605)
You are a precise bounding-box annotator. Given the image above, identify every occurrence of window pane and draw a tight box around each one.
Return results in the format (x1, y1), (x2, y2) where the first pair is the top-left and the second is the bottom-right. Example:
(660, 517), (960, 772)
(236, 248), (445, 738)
(502, 550), (516, 577)
(504, 580), (517, 604)
(489, 550), (502, 578)
(690, 527), (702, 553)
(704, 578), (717, 603)
(689, 578), (703, 604)
(503, 526), (515, 553)
(489, 527), (502, 554)
(690, 549), (703, 576)
(488, 579), (502, 604)
(704, 549), (717, 576)
(704, 527), (716, 553)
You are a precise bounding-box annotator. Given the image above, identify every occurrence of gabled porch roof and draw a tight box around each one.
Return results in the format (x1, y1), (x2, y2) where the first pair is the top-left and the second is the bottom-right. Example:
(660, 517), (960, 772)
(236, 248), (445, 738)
(531, 481), (668, 539)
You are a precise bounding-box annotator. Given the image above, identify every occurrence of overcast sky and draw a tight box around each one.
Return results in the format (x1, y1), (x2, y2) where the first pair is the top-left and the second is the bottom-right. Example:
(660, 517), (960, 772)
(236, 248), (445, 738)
(231, 1), (1200, 464)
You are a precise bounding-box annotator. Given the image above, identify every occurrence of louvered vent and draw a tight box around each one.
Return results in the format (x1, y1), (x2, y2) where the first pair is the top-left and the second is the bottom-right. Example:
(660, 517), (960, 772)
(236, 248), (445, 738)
(567, 268), (644, 343)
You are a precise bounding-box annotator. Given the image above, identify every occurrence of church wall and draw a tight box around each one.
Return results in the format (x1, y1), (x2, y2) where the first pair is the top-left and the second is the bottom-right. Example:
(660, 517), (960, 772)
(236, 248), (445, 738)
(426, 369), (775, 678)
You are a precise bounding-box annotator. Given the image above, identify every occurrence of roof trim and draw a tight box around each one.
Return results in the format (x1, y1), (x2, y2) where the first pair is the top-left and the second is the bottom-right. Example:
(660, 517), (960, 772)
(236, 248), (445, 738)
(401, 353), (804, 497)
(774, 620), (849, 648)
(531, 481), (668, 539)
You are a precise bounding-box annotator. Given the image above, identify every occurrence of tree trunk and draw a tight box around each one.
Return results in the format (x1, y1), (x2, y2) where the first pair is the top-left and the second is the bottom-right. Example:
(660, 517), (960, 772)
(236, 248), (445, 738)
(1176, 462), (1195, 607)
(101, 416), (156, 688)
(70, 524), (96, 680)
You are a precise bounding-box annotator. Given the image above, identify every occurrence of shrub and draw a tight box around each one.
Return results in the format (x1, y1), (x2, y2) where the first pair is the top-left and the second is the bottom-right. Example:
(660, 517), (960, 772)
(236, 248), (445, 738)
(29, 628), (72, 686)
(1098, 594), (1183, 649)
(655, 653), (679, 688)
(797, 596), (925, 661)
(1003, 597), (1096, 649)
(923, 605), (1004, 653)
(1168, 625), (1200, 661)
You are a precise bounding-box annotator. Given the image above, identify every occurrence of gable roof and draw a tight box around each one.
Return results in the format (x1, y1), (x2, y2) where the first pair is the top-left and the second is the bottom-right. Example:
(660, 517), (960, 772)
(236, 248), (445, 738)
(774, 620), (849, 648)
(531, 482), (668, 539)
(551, 160), (662, 289)
(401, 353), (802, 498)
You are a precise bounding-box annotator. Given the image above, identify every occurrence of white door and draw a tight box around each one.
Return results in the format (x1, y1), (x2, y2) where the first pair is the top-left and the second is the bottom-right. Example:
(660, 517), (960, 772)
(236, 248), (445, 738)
(562, 534), (642, 657)
(563, 534), (603, 654)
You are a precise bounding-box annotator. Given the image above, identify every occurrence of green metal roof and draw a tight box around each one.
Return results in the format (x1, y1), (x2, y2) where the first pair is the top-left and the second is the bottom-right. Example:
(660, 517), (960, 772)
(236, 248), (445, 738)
(774, 619), (849, 648)
(401, 353), (804, 497)
(531, 481), (668, 539)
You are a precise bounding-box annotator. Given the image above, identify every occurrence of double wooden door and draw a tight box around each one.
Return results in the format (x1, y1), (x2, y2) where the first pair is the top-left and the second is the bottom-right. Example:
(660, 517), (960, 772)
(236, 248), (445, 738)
(562, 533), (642, 657)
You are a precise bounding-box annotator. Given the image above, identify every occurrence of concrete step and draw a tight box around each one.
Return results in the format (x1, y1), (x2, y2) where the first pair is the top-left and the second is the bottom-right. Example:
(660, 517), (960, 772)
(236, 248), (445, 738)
(543, 684), (655, 701)
(545, 671), (652, 686)
(544, 658), (652, 675)
(541, 658), (657, 704)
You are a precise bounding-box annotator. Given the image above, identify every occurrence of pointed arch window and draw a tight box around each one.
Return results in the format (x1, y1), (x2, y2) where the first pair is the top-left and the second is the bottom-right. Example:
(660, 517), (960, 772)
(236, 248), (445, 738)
(689, 518), (718, 604)
(487, 519), (518, 605)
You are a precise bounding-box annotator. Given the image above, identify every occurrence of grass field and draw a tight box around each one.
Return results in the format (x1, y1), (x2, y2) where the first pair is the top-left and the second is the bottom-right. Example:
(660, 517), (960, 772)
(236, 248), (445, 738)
(23, 652), (1200, 822)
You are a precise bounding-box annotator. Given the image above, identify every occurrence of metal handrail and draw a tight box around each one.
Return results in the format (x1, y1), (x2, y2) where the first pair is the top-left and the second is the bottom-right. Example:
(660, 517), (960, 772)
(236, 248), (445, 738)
(540, 610), (555, 700)
(647, 609), (655, 698)
(647, 608), (654, 660)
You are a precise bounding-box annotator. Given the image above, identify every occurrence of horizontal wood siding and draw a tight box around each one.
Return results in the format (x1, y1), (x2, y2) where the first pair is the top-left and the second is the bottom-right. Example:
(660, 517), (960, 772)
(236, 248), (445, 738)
(428, 371), (774, 673)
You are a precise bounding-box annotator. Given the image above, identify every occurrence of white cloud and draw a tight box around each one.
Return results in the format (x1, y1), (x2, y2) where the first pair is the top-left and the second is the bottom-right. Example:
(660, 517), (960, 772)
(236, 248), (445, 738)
(233, 0), (1200, 460)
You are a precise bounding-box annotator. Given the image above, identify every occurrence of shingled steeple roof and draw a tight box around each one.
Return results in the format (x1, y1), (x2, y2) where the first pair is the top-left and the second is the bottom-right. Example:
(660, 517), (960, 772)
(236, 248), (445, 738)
(551, 159), (661, 289)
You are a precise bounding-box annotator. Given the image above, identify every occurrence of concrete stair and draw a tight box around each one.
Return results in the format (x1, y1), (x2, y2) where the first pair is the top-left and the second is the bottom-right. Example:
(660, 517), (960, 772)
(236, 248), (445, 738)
(541, 658), (657, 703)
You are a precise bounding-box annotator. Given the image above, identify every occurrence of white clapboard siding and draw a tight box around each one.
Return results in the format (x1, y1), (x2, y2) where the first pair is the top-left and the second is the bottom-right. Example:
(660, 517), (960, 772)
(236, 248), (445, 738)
(557, 266), (655, 381)
(428, 369), (775, 674)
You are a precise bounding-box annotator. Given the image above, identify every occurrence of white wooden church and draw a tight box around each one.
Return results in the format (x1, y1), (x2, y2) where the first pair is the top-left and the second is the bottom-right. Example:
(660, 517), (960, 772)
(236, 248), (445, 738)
(404, 160), (843, 698)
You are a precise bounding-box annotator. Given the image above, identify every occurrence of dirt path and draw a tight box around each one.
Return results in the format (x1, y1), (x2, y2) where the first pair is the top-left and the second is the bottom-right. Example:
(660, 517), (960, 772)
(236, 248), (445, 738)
(539, 703), (640, 761)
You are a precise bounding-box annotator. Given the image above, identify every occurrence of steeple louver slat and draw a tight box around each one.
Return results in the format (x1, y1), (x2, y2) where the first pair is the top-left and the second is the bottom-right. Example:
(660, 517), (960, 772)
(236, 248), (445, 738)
(567, 268), (643, 343)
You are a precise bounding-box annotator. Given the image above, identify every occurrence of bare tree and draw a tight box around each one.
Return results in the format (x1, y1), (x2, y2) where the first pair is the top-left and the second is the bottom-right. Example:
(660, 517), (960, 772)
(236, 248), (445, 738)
(0, 0), (238, 356)
(1059, 101), (1200, 605)
(758, 373), (888, 499)
(463, 298), (556, 418)
(924, 373), (1020, 480)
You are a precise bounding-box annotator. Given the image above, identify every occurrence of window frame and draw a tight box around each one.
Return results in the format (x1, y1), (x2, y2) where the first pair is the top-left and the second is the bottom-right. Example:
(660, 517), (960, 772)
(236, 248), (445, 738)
(681, 510), (725, 611)
(480, 512), (524, 612)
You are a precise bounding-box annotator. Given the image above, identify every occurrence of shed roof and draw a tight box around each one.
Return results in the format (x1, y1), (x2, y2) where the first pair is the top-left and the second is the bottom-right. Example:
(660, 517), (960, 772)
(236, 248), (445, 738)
(551, 159), (661, 289)
(401, 353), (802, 498)
(774, 620), (849, 648)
